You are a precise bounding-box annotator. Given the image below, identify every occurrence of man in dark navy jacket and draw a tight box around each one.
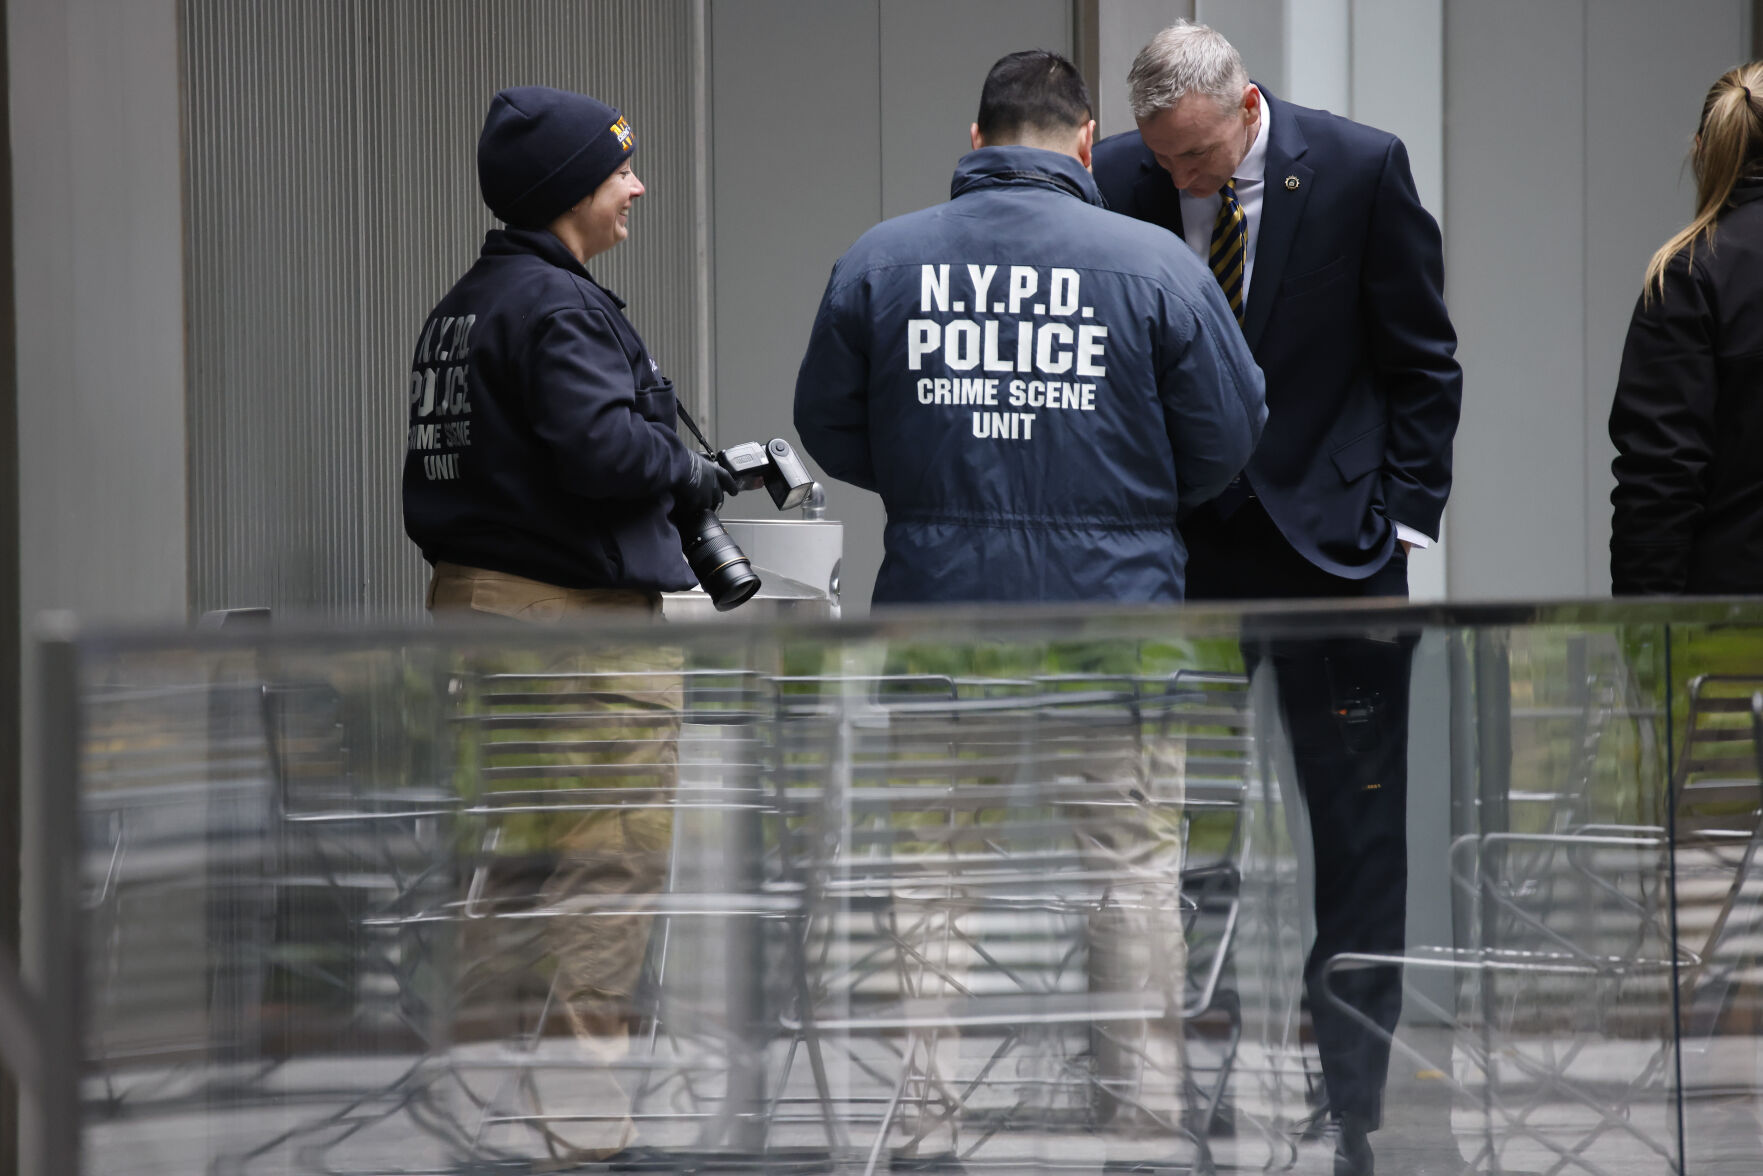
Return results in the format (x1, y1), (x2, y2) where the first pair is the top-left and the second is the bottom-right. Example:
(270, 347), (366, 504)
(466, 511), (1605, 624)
(795, 51), (1265, 606)
(1093, 22), (1461, 1176)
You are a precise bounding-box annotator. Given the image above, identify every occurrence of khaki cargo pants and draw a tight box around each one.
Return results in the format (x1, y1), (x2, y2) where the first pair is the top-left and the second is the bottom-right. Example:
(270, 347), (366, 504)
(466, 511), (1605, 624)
(886, 699), (1187, 1157)
(431, 562), (681, 1163)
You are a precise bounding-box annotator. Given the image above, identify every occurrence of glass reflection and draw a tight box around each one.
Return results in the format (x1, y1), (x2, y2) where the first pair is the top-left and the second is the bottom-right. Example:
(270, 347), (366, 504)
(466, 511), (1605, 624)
(48, 608), (1763, 1173)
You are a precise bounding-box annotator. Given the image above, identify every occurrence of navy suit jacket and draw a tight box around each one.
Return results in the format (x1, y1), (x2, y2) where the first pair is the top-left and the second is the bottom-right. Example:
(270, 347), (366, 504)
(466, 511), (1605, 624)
(1093, 89), (1461, 579)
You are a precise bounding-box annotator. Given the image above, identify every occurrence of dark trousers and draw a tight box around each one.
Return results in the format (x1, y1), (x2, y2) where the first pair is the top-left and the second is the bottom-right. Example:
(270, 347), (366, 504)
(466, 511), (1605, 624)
(1184, 499), (1414, 1128)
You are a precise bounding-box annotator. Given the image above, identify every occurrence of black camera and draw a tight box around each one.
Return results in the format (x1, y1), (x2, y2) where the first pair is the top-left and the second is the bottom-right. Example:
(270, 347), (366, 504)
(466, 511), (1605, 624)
(678, 437), (815, 611)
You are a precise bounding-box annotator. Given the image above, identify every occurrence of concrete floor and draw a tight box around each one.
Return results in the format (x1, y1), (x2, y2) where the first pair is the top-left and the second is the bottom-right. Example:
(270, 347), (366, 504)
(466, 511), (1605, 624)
(82, 1026), (1752, 1174)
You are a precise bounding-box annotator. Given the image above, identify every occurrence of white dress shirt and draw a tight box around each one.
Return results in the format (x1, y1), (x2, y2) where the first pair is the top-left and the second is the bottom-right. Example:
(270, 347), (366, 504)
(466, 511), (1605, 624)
(1174, 89), (1431, 551)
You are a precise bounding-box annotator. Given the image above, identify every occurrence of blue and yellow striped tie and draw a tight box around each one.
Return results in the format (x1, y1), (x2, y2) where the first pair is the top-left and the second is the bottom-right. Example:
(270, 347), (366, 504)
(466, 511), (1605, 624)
(1209, 179), (1247, 326)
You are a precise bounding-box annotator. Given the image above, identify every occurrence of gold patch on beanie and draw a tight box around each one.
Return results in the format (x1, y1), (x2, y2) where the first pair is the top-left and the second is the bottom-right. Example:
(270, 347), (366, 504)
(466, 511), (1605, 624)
(610, 116), (634, 151)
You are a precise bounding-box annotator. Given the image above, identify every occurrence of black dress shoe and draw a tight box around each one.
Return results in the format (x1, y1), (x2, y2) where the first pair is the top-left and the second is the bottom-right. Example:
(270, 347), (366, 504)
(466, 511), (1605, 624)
(1331, 1115), (1375, 1176)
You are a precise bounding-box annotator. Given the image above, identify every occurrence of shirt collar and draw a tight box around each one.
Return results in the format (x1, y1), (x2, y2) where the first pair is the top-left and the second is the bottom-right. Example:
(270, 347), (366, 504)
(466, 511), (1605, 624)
(1235, 86), (1271, 185)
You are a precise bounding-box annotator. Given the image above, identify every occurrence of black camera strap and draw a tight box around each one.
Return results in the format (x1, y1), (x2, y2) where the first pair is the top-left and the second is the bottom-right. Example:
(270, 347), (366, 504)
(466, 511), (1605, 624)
(676, 402), (715, 455)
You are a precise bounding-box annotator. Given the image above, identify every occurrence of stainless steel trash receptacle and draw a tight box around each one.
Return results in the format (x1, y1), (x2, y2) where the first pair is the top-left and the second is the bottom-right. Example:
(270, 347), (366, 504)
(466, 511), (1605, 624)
(662, 517), (842, 621)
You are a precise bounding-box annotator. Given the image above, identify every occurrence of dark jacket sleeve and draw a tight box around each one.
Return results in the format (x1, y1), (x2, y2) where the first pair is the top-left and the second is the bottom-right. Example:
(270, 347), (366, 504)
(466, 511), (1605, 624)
(1159, 284), (1267, 507)
(1608, 255), (1718, 595)
(793, 267), (879, 492)
(526, 307), (696, 499)
(1362, 137), (1462, 540)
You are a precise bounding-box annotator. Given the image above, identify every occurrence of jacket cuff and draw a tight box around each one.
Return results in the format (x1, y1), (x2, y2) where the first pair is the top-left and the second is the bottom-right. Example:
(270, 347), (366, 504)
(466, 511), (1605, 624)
(1610, 540), (1691, 595)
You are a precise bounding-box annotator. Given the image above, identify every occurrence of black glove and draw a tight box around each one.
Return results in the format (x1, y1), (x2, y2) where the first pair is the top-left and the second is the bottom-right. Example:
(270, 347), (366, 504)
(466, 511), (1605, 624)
(674, 452), (738, 515)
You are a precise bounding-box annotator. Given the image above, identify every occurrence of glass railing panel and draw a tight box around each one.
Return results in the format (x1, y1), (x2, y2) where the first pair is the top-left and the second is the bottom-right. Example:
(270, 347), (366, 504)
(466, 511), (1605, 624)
(1421, 623), (1677, 1176)
(77, 640), (455, 1175)
(1663, 618), (1763, 1175)
(768, 629), (1271, 1173)
(41, 603), (1758, 1173)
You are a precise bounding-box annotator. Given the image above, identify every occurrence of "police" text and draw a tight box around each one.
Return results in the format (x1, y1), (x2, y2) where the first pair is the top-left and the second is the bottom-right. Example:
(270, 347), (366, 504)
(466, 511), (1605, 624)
(410, 312), (478, 479)
(907, 265), (1107, 379)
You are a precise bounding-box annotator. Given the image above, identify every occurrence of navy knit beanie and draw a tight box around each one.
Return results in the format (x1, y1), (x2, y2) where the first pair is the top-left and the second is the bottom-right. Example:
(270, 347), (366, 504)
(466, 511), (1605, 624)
(477, 86), (636, 228)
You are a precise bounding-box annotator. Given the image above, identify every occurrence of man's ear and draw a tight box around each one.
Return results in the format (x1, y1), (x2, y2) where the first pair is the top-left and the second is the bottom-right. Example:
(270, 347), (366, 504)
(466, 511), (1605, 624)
(1077, 119), (1095, 169)
(970, 122), (984, 151)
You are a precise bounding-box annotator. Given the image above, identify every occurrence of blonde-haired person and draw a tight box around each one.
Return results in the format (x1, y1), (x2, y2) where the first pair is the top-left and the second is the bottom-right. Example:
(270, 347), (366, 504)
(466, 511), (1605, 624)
(1610, 63), (1763, 594)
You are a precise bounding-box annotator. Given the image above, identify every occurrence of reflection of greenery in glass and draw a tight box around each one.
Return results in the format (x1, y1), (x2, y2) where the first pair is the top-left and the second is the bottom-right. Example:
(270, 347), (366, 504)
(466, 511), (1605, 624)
(445, 643), (684, 857)
(876, 635), (1242, 680)
(1651, 624), (1763, 838)
(1664, 623), (1763, 742)
(1503, 626), (1667, 832)
(1574, 621), (1763, 825)
(763, 634), (1251, 859)
(1666, 624), (1763, 682)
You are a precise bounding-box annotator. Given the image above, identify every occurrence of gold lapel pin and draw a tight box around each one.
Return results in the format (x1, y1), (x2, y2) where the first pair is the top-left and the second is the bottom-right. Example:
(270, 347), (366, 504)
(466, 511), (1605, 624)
(1285, 175), (1301, 190)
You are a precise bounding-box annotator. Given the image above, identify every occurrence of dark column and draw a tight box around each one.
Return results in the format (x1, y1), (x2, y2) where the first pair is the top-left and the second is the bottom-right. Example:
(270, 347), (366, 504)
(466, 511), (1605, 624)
(0, 0), (20, 1169)
(1074, 0), (1100, 98)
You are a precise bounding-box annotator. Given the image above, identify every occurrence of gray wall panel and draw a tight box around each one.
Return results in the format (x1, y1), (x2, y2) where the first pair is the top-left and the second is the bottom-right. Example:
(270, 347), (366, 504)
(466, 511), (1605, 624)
(15, 0), (187, 629)
(1351, 0), (1449, 600)
(10, 3), (187, 1168)
(1444, 0), (1747, 599)
(182, 0), (702, 617)
(1445, 0), (1589, 598)
(0, 0), (16, 1167)
(878, 0), (1075, 219)
(710, 1), (884, 606)
(1195, 0), (1285, 98)
(1350, 0), (1444, 217)
(1091, 0), (1196, 139)
(1285, 0), (1350, 115)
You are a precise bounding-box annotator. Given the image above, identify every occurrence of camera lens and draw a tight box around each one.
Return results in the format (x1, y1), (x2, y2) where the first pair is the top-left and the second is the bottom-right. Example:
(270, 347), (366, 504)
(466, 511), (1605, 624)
(679, 510), (761, 611)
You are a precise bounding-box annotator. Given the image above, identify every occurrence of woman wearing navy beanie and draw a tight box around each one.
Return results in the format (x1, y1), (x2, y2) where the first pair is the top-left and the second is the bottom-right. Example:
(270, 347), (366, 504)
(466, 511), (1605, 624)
(404, 86), (728, 1166)
(405, 84), (731, 601)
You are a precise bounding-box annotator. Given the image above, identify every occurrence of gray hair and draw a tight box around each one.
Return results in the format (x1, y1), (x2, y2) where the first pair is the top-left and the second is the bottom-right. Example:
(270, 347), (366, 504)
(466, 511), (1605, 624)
(1126, 21), (1248, 121)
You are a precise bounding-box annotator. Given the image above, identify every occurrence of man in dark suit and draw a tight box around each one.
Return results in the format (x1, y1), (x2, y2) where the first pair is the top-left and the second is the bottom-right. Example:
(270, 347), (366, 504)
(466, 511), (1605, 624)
(1093, 21), (1462, 1176)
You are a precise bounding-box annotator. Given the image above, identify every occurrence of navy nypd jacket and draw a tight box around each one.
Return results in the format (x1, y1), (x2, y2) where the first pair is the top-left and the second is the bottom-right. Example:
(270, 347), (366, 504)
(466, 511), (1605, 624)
(403, 228), (698, 592)
(793, 146), (1266, 605)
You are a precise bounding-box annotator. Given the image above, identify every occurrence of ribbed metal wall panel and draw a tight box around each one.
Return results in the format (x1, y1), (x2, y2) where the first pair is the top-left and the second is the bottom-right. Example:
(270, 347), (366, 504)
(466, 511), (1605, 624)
(181, 0), (702, 617)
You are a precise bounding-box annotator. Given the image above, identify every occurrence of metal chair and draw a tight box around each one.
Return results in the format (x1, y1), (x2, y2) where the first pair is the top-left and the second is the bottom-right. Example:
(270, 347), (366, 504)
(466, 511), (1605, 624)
(766, 670), (1257, 1173)
(435, 661), (780, 1170)
(76, 661), (464, 1176)
(1312, 656), (1738, 1176)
